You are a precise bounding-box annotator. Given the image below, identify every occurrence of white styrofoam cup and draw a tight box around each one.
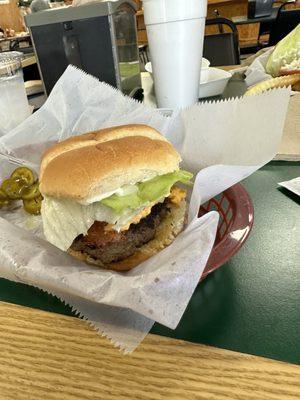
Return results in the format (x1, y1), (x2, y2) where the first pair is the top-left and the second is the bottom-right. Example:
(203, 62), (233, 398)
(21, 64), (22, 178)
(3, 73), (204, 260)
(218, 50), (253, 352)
(143, 0), (207, 109)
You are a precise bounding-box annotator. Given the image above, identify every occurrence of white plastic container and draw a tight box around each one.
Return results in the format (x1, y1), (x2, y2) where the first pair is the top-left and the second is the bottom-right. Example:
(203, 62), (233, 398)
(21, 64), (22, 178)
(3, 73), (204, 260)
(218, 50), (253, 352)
(143, 0), (207, 109)
(0, 52), (30, 135)
(200, 57), (210, 83)
(199, 68), (231, 98)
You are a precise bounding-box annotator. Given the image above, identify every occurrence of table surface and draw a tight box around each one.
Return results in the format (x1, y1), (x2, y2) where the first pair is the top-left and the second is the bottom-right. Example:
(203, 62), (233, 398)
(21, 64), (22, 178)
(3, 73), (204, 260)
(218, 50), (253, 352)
(0, 301), (299, 400)
(0, 161), (299, 365)
(22, 54), (36, 68)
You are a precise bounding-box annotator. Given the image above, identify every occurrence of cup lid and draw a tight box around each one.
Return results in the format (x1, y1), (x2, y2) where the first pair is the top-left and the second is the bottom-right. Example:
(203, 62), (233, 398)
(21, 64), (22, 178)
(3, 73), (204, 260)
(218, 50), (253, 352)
(0, 51), (23, 77)
(143, 0), (207, 25)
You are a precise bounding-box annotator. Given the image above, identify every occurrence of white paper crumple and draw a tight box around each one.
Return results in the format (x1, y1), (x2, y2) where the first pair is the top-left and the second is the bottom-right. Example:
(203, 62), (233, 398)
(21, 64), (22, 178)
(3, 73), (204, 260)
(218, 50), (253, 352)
(0, 66), (291, 352)
(244, 48), (273, 87)
(278, 177), (300, 197)
(230, 47), (274, 88)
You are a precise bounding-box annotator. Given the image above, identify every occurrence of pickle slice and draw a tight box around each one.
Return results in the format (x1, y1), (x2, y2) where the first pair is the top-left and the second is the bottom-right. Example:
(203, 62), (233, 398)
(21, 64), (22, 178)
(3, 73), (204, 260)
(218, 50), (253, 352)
(1, 178), (27, 200)
(21, 182), (40, 200)
(11, 167), (35, 186)
(0, 199), (10, 208)
(0, 188), (9, 201)
(1, 166), (41, 213)
(23, 195), (43, 215)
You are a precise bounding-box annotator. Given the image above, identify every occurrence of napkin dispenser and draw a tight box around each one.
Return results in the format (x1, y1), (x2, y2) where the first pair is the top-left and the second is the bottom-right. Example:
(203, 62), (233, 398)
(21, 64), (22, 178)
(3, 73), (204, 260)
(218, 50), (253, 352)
(25, 0), (141, 96)
(248, 0), (274, 19)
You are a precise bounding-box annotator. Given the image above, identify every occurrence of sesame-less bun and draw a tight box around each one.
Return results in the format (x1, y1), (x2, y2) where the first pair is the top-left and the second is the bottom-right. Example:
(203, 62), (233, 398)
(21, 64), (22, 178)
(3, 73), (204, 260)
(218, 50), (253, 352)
(39, 125), (181, 204)
(68, 199), (186, 271)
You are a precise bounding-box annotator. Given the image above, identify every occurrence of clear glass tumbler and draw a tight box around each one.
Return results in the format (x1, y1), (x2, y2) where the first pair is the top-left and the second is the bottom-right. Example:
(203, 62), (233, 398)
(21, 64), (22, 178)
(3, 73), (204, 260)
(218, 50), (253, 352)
(0, 52), (30, 135)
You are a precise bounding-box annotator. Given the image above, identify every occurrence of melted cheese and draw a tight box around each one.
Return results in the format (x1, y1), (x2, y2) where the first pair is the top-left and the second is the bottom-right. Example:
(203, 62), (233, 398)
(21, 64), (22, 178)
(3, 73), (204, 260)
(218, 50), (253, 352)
(169, 186), (186, 205)
(105, 187), (186, 232)
(106, 203), (154, 232)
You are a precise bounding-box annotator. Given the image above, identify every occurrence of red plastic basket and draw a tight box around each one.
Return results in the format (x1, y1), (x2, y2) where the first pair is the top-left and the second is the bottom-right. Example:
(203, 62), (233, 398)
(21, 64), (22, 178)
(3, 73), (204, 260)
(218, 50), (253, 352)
(199, 183), (254, 281)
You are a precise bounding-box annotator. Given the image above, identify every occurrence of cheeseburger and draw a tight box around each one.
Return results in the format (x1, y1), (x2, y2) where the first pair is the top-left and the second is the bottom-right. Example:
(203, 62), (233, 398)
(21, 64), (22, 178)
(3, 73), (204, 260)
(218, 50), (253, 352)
(39, 125), (192, 271)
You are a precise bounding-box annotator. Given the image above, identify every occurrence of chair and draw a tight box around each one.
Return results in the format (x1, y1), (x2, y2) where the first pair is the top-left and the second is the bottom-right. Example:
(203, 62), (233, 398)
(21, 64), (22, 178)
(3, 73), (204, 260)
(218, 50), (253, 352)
(268, 7), (300, 45)
(138, 44), (150, 72)
(204, 18), (240, 66)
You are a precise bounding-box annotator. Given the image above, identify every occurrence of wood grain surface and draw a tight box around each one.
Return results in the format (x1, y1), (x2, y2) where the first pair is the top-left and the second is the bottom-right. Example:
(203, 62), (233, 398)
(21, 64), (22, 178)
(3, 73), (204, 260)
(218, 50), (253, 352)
(0, 301), (299, 400)
(0, 0), (24, 32)
(21, 55), (36, 68)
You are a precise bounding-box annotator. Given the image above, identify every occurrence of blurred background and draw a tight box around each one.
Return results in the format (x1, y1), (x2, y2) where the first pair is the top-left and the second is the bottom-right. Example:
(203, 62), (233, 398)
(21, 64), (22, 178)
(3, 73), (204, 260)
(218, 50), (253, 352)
(1, 0), (299, 55)
(0, 0), (299, 108)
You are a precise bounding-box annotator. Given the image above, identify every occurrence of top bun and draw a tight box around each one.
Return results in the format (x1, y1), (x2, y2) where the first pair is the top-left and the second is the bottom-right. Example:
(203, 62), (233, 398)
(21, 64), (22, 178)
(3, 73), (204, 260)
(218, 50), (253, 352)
(39, 124), (181, 204)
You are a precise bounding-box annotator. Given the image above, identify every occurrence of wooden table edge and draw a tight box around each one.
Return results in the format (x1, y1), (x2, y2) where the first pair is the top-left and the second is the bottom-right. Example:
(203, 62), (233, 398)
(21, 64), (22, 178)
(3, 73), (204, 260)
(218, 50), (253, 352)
(0, 300), (299, 399)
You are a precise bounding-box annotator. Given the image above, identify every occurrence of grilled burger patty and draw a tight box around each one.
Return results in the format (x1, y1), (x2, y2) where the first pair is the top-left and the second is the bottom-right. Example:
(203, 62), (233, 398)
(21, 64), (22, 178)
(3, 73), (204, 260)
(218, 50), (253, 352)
(70, 201), (170, 265)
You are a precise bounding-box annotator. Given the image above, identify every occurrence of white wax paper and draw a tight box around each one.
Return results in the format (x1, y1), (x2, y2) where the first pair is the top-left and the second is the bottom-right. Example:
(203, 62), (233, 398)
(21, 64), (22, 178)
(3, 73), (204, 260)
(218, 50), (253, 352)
(230, 48), (273, 88)
(0, 66), (291, 352)
(279, 177), (300, 197)
(244, 48), (273, 87)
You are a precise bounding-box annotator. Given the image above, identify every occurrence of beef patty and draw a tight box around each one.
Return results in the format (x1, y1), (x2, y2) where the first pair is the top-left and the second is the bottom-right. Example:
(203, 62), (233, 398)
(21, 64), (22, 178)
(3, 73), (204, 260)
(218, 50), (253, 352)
(70, 201), (170, 265)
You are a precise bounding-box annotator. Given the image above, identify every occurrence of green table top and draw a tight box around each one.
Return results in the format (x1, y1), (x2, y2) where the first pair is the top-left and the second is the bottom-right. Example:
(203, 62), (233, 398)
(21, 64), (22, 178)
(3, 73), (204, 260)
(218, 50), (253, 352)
(0, 161), (299, 364)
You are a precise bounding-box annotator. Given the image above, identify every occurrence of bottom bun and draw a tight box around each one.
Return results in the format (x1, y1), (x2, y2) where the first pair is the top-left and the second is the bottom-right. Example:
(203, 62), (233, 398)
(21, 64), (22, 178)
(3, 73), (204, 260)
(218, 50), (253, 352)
(68, 199), (186, 271)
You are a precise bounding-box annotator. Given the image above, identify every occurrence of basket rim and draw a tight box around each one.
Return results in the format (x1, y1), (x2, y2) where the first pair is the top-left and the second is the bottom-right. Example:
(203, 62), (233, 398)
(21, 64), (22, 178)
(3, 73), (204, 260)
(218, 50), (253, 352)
(200, 183), (254, 281)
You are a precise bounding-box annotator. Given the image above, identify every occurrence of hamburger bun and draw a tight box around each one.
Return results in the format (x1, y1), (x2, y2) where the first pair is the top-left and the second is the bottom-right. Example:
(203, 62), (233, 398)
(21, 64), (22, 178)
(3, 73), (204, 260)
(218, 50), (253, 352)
(40, 125), (181, 204)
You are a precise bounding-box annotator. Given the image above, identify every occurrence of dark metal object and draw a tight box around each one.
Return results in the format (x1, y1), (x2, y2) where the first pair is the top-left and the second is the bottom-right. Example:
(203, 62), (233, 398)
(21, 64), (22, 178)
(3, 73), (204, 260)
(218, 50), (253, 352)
(232, 6), (280, 25)
(248, 0), (274, 19)
(25, 0), (141, 96)
(268, 7), (300, 45)
(213, 9), (225, 33)
(204, 18), (240, 66)
(138, 44), (149, 71)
